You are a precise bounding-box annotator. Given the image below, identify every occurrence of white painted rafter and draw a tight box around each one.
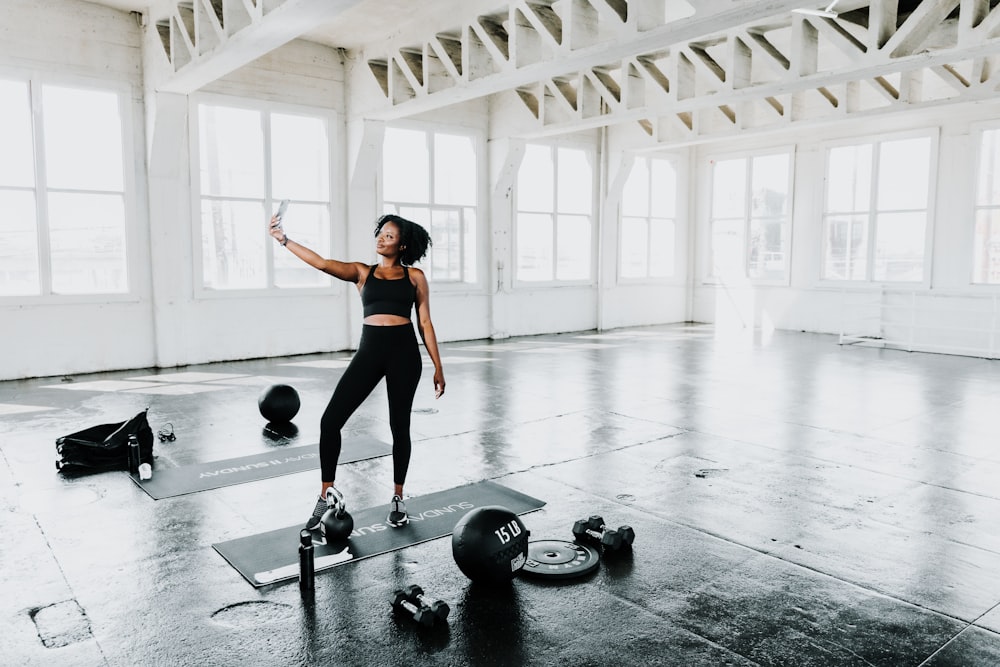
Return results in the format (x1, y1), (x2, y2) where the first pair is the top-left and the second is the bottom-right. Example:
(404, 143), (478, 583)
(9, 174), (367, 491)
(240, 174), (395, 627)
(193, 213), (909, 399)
(362, 0), (815, 119)
(149, 0), (362, 93)
(361, 0), (1000, 145)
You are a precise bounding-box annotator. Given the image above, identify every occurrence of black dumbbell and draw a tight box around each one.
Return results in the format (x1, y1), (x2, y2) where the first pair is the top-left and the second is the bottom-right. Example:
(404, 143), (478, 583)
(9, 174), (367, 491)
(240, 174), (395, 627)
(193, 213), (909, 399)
(401, 584), (450, 622)
(391, 589), (435, 627)
(572, 515), (635, 552)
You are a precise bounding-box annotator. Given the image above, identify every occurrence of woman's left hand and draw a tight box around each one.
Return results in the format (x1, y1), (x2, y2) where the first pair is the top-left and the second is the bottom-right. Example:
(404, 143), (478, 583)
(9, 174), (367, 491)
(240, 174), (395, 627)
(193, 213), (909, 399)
(434, 369), (445, 399)
(268, 214), (285, 243)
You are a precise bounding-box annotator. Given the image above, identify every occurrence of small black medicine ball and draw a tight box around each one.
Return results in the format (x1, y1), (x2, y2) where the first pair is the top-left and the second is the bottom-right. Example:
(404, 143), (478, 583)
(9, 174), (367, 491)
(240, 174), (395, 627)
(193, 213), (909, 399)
(452, 506), (529, 585)
(258, 384), (300, 423)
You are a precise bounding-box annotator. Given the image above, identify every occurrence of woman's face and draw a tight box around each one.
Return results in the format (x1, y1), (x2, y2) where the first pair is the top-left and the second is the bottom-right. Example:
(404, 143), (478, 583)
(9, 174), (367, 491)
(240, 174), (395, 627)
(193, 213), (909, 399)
(376, 222), (403, 258)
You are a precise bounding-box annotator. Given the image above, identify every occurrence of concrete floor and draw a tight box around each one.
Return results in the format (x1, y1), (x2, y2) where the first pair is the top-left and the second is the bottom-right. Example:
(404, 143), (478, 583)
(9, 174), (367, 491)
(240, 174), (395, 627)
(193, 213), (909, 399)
(2, 324), (1000, 666)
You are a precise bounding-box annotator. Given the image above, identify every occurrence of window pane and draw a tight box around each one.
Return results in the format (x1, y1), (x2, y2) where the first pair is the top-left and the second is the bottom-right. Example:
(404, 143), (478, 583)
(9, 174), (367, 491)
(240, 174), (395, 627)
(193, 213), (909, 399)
(873, 211), (925, 282)
(199, 105), (264, 198)
(556, 214), (591, 280)
(649, 218), (674, 278)
(398, 206), (431, 230)
(620, 216), (648, 278)
(622, 160), (649, 217)
(435, 134), (476, 206)
(973, 208), (1000, 284)
(0, 190), (39, 295)
(557, 147), (591, 215)
(518, 144), (554, 211)
(711, 218), (743, 279)
(271, 113), (329, 201)
(823, 214), (868, 280)
(711, 158), (746, 218)
(48, 192), (127, 294)
(650, 159), (677, 218)
(517, 212), (553, 281)
(384, 128), (428, 203)
(827, 144), (871, 212)
(0, 79), (34, 187)
(977, 129), (1000, 206)
(748, 218), (786, 280)
(430, 208), (462, 280)
(44, 86), (124, 192)
(274, 203), (330, 288)
(201, 199), (266, 289)
(463, 207), (477, 283)
(751, 154), (790, 217)
(878, 137), (930, 210)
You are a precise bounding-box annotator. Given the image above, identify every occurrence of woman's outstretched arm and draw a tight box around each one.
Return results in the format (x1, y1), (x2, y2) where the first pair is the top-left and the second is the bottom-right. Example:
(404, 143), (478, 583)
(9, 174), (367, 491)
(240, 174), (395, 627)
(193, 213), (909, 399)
(269, 214), (366, 284)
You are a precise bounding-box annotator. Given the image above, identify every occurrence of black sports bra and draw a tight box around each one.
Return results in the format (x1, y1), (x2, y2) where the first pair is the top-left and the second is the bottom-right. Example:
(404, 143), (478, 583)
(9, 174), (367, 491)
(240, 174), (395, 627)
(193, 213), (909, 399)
(361, 265), (415, 318)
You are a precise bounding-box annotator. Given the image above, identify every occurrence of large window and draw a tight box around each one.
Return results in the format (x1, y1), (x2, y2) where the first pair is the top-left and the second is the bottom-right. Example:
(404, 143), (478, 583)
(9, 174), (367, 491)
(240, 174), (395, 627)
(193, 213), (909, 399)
(0, 79), (130, 296)
(974, 127), (1000, 284)
(196, 100), (331, 291)
(382, 126), (478, 283)
(709, 151), (792, 282)
(822, 135), (932, 283)
(620, 156), (677, 279)
(516, 143), (594, 282)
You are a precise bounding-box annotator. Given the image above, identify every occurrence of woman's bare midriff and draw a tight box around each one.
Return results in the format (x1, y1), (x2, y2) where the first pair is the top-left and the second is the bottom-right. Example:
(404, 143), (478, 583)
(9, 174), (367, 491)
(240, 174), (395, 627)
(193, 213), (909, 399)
(363, 314), (411, 326)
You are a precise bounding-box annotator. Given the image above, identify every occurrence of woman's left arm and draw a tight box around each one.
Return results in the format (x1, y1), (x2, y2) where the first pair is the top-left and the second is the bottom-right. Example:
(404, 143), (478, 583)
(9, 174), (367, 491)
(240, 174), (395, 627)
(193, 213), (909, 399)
(413, 268), (445, 398)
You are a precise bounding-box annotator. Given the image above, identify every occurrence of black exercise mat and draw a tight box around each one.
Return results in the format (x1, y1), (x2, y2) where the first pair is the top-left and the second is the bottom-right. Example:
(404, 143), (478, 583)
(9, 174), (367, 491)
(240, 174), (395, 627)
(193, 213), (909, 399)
(132, 436), (391, 500)
(213, 481), (546, 587)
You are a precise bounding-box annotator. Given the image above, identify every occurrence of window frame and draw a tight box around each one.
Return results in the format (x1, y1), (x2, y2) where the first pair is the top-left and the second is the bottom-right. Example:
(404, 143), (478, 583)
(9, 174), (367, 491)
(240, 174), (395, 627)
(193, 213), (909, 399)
(970, 120), (1000, 288)
(379, 119), (487, 293)
(617, 152), (684, 285)
(816, 129), (938, 290)
(189, 92), (339, 299)
(0, 72), (140, 305)
(513, 139), (598, 288)
(703, 145), (795, 287)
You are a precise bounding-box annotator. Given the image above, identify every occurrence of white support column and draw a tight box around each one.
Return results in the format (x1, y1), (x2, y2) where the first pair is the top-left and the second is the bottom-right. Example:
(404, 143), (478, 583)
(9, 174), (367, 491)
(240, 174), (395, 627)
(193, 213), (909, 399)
(487, 137), (525, 339)
(144, 91), (192, 368)
(343, 116), (385, 348)
(597, 145), (631, 331)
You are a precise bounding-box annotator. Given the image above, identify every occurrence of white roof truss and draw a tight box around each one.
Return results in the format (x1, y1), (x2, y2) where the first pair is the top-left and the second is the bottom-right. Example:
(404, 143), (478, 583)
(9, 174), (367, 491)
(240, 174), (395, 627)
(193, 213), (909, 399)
(145, 0), (1000, 145)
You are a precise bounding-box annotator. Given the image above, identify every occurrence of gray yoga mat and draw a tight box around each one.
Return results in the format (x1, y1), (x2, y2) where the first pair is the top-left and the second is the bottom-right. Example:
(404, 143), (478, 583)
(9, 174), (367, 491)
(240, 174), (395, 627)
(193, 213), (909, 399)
(132, 436), (392, 499)
(213, 481), (546, 587)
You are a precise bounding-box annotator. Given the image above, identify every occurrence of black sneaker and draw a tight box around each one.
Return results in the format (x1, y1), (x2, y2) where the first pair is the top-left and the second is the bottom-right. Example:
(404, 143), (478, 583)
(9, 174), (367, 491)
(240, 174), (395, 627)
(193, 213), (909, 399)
(305, 496), (327, 530)
(387, 495), (408, 527)
(305, 487), (345, 530)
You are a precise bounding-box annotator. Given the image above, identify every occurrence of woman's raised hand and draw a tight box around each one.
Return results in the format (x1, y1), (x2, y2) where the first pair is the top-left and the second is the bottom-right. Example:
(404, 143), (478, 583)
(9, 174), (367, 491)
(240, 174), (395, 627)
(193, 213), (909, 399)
(268, 215), (285, 243)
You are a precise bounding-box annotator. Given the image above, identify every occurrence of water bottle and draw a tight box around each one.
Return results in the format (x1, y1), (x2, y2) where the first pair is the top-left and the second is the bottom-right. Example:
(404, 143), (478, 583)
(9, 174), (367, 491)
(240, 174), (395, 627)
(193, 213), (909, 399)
(299, 530), (314, 591)
(127, 434), (141, 473)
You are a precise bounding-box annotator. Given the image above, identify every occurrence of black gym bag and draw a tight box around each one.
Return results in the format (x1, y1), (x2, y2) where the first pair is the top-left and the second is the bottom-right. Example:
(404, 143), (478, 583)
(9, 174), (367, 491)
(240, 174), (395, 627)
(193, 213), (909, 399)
(55, 408), (154, 475)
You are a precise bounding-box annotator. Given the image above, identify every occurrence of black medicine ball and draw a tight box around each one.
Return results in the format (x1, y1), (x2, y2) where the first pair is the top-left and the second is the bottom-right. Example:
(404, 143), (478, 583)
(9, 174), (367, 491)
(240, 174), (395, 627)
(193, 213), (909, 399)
(451, 506), (529, 585)
(258, 384), (300, 423)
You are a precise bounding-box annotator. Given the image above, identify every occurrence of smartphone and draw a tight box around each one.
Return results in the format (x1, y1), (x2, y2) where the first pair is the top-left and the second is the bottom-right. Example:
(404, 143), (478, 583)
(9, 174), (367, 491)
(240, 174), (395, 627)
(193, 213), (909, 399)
(275, 199), (290, 221)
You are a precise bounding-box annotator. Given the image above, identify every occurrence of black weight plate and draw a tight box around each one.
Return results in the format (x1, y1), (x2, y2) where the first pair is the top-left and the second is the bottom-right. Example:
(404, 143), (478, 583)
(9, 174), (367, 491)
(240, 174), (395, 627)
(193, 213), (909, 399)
(521, 540), (600, 579)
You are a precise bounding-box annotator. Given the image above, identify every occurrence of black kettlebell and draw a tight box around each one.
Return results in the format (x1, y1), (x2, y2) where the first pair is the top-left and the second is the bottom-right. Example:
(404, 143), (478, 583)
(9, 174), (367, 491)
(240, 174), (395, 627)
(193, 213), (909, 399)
(320, 507), (354, 542)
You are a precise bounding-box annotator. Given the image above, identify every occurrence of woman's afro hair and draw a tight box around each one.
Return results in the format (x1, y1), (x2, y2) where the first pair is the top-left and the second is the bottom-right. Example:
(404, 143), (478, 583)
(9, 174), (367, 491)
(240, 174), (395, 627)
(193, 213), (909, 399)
(374, 214), (432, 266)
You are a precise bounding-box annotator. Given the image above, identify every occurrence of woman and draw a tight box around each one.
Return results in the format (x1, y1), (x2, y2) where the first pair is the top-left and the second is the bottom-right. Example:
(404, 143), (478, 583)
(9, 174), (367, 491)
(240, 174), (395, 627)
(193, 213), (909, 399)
(268, 212), (445, 528)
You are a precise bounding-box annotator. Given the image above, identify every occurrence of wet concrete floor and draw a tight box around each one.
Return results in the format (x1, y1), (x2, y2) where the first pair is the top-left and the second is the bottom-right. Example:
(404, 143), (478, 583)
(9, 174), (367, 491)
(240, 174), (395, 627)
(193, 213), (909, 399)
(2, 324), (1000, 666)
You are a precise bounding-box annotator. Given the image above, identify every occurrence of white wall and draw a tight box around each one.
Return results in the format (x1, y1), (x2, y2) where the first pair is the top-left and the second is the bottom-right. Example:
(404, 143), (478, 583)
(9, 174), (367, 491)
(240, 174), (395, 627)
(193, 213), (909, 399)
(144, 39), (353, 369)
(5, 0), (998, 380)
(1, 0), (153, 380)
(683, 104), (1000, 352)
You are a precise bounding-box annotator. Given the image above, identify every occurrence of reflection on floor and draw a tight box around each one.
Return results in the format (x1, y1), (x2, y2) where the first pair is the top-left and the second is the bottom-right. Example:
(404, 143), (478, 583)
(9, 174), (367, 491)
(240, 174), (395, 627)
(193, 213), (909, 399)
(2, 323), (1000, 666)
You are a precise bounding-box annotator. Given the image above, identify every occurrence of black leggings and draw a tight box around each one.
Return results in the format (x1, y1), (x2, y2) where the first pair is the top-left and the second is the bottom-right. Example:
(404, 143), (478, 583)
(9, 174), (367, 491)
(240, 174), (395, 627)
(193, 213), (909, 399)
(319, 324), (422, 485)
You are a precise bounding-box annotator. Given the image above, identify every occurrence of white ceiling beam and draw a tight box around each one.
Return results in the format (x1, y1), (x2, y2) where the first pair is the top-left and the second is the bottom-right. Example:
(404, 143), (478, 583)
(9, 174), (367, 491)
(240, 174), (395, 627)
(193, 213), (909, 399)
(884, 0), (962, 57)
(360, 0), (816, 119)
(152, 0), (363, 94)
(519, 35), (1000, 137)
